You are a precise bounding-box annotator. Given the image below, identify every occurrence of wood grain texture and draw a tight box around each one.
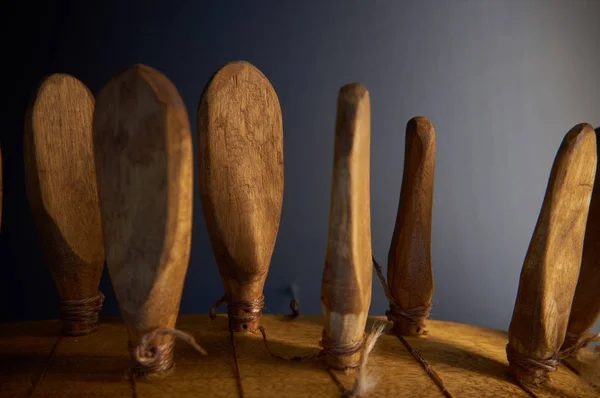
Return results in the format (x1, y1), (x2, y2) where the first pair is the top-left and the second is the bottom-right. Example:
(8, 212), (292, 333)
(564, 127), (600, 351)
(93, 65), (194, 361)
(388, 116), (436, 336)
(321, 83), (372, 370)
(33, 319), (134, 398)
(2, 316), (597, 397)
(405, 320), (599, 398)
(24, 74), (105, 335)
(0, 320), (60, 398)
(197, 61), (284, 332)
(508, 123), (597, 385)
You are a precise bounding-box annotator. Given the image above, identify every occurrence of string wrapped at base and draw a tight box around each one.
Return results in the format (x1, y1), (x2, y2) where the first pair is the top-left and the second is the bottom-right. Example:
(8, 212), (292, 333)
(372, 257), (432, 336)
(58, 292), (104, 336)
(210, 295), (265, 332)
(131, 328), (207, 377)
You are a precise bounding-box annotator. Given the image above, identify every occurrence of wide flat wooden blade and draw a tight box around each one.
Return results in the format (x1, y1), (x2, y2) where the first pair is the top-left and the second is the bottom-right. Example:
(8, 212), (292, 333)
(24, 74), (105, 335)
(197, 61), (283, 331)
(321, 83), (372, 370)
(93, 64), (193, 345)
(508, 123), (597, 385)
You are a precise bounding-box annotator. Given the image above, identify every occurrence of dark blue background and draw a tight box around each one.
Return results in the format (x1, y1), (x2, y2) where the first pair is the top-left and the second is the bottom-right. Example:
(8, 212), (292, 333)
(2, 0), (599, 333)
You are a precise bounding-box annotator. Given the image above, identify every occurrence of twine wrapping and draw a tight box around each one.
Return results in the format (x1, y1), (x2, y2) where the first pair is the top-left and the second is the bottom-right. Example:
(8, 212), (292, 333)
(131, 328), (207, 376)
(210, 295), (265, 329)
(322, 331), (366, 369)
(58, 292), (104, 336)
(506, 343), (559, 385)
(372, 256), (431, 334)
(560, 332), (600, 358)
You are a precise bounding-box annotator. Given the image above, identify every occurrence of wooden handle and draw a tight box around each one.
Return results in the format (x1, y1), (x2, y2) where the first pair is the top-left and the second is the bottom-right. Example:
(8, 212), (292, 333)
(564, 126), (600, 349)
(321, 83), (372, 370)
(508, 123), (597, 385)
(93, 65), (193, 359)
(24, 74), (105, 336)
(387, 116), (436, 336)
(197, 61), (284, 332)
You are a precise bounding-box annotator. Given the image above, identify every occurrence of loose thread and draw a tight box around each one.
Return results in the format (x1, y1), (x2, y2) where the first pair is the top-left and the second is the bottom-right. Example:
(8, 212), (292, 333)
(372, 257), (431, 334)
(259, 326), (324, 362)
(397, 335), (454, 398)
(289, 284), (300, 319)
(58, 292), (104, 336)
(345, 322), (387, 397)
(29, 336), (62, 397)
(559, 332), (600, 359)
(229, 328), (245, 398)
(131, 328), (207, 376)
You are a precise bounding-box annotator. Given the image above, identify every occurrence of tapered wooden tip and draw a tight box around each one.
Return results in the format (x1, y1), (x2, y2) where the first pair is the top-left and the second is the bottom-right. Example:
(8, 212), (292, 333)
(563, 126), (600, 353)
(24, 73), (105, 336)
(93, 64), (193, 368)
(197, 61), (283, 332)
(321, 83), (372, 369)
(508, 123), (597, 385)
(387, 116), (436, 337)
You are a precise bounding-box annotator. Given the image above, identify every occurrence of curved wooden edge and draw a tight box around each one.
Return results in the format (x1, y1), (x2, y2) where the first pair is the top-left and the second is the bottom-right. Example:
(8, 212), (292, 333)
(321, 83), (372, 370)
(388, 116), (436, 336)
(508, 123), (597, 385)
(197, 61), (284, 332)
(93, 64), (194, 359)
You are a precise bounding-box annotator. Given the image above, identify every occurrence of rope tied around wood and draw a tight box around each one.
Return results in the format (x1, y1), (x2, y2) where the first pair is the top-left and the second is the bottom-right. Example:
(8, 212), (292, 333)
(209, 295), (265, 329)
(560, 332), (600, 358)
(372, 256), (432, 334)
(131, 328), (207, 376)
(58, 292), (105, 336)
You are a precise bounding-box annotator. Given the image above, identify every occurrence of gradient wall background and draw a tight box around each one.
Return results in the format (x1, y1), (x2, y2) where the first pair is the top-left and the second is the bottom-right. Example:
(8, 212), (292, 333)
(2, 0), (599, 333)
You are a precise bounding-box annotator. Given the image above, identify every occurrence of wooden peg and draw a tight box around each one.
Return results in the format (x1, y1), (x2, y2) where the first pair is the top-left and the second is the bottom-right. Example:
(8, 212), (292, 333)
(507, 123), (597, 385)
(93, 64), (194, 374)
(387, 116), (436, 336)
(321, 83), (372, 370)
(197, 61), (284, 332)
(562, 126), (600, 353)
(24, 74), (105, 336)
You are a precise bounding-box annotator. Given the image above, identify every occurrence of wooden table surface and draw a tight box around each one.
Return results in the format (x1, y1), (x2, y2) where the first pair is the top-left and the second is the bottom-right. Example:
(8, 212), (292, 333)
(0, 315), (597, 397)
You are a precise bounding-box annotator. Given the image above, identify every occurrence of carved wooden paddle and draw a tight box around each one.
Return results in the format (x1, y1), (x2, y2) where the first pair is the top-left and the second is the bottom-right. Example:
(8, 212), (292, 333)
(93, 64), (198, 375)
(198, 61), (284, 332)
(562, 126), (600, 355)
(24, 74), (105, 336)
(507, 123), (597, 385)
(321, 83), (372, 370)
(387, 116), (436, 337)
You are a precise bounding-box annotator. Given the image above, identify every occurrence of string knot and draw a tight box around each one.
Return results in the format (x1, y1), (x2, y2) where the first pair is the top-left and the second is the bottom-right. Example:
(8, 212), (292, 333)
(131, 328), (207, 376)
(58, 292), (104, 336)
(506, 343), (558, 385)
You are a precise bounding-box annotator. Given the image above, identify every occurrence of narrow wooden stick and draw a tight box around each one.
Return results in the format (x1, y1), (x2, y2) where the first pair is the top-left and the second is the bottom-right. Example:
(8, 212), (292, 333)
(24, 74), (105, 336)
(197, 61), (284, 332)
(562, 127), (600, 354)
(507, 123), (597, 385)
(321, 83), (372, 370)
(93, 64), (194, 374)
(387, 116), (436, 336)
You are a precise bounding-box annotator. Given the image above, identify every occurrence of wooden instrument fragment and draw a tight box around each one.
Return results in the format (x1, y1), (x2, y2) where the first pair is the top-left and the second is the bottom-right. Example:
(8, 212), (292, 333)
(507, 123), (597, 385)
(387, 116), (436, 336)
(562, 127), (600, 354)
(321, 83), (372, 370)
(93, 64), (194, 374)
(197, 61), (284, 332)
(24, 74), (105, 336)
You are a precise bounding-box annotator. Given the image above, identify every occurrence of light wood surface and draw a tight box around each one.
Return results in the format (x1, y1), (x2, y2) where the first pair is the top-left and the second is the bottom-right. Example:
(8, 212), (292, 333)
(564, 126), (600, 351)
(387, 116), (436, 336)
(1, 316), (597, 397)
(508, 123), (597, 385)
(24, 74), (105, 336)
(197, 61), (284, 332)
(93, 64), (194, 369)
(321, 83), (372, 370)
